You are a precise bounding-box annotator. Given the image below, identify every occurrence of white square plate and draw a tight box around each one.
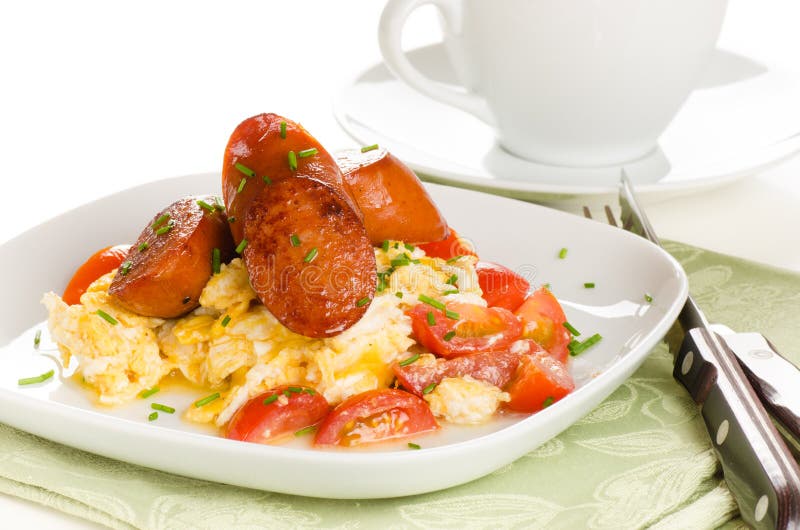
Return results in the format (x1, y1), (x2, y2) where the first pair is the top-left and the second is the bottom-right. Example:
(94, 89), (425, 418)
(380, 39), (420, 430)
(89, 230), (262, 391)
(0, 173), (688, 498)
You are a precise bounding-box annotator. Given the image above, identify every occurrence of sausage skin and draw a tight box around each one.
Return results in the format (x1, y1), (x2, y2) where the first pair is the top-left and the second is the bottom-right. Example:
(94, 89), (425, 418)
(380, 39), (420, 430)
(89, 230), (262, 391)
(242, 177), (376, 338)
(222, 113), (356, 244)
(335, 147), (448, 245)
(109, 196), (235, 318)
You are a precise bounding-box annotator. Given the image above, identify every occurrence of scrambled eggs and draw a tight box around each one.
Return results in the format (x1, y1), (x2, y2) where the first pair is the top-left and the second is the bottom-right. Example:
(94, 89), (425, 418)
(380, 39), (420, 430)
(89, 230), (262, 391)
(43, 243), (507, 427)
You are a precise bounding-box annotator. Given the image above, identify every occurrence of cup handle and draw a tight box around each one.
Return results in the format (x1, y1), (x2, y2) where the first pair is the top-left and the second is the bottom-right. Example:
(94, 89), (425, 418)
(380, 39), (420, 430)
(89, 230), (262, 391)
(379, 0), (496, 126)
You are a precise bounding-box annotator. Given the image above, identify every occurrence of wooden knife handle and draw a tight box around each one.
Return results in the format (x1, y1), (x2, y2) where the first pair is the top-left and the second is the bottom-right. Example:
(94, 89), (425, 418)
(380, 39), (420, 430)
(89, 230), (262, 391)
(674, 327), (800, 528)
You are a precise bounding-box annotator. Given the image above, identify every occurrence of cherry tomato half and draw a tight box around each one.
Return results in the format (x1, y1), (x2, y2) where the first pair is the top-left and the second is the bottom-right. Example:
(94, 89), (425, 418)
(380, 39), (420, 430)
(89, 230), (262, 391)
(225, 385), (330, 444)
(393, 350), (520, 397)
(63, 244), (132, 305)
(504, 341), (575, 413)
(476, 261), (530, 312)
(417, 227), (478, 260)
(314, 389), (438, 447)
(409, 301), (523, 359)
(514, 288), (572, 363)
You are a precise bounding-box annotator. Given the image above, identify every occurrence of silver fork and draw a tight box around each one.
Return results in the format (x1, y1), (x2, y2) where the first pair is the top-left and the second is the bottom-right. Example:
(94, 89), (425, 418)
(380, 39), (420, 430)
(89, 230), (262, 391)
(582, 172), (800, 529)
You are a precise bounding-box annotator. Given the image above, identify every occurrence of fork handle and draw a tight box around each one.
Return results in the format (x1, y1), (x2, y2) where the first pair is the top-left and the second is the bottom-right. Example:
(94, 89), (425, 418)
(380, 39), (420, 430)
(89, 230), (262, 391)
(674, 327), (800, 528)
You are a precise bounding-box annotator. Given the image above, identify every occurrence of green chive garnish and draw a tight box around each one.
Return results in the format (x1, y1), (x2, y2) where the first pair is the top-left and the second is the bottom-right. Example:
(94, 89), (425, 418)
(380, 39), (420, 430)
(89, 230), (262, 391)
(568, 333), (603, 356)
(290, 234), (301, 247)
(152, 213), (170, 230)
(196, 199), (216, 213)
(426, 311), (436, 326)
(228, 216), (237, 223)
(443, 330), (456, 341)
(279, 121), (287, 139)
(220, 315), (231, 327)
(303, 247), (318, 263)
(283, 389), (292, 397)
(356, 297), (371, 307)
(445, 309), (460, 320)
(194, 392), (221, 408)
(263, 394), (279, 405)
(563, 322), (580, 337)
(235, 162), (256, 178)
(237, 178), (247, 193)
(138, 242), (149, 252)
(214, 196), (225, 211)
(446, 255), (463, 264)
(584, 282), (595, 289)
(361, 144), (379, 153)
(558, 248), (568, 259)
(151, 403), (175, 414)
(442, 289), (459, 296)
(148, 412), (158, 421)
(18, 369), (54, 386)
(403, 243), (415, 252)
(298, 148), (318, 158)
(288, 150), (297, 171)
(155, 220), (174, 236)
(399, 353), (420, 367)
(446, 274), (458, 285)
(645, 293), (653, 303)
(418, 294), (445, 311)
(304, 388), (317, 396)
(407, 442), (421, 450)
(212, 248), (221, 274)
(33, 329), (41, 349)
(542, 397), (554, 408)
(390, 254), (412, 267)
(139, 386), (160, 399)
(96, 309), (118, 325)
(295, 425), (317, 437)
(235, 239), (248, 254)
(288, 386), (303, 393)
(422, 382), (437, 394)
(381, 240), (390, 252)
(395, 291), (403, 298)
(120, 260), (132, 275)
(263, 175), (272, 185)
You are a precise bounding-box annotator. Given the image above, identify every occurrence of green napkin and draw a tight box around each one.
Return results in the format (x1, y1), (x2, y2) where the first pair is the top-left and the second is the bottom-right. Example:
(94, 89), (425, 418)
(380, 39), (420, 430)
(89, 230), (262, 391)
(1, 240), (797, 529)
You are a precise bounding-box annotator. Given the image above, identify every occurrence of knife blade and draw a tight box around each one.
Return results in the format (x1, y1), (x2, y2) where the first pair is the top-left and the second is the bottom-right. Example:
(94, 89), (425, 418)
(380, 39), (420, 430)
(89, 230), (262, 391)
(619, 170), (800, 529)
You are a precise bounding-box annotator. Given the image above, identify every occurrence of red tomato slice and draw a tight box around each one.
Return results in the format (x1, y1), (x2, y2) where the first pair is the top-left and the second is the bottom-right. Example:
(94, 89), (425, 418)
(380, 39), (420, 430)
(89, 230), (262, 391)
(393, 350), (520, 397)
(476, 261), (530, 312)
(63, 244), (132, 305)
(225, 385), (330, 444)
(314, 389), (438, 447)
(409, 301), (523, 359)
(417, 227), (478, 260)
(514, 288), (571, 363)
(504, 341), (575, 413)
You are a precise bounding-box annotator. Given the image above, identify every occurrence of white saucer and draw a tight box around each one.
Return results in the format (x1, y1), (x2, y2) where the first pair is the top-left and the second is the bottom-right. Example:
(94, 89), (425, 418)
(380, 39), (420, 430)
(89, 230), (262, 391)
(334, 43), (800, 202)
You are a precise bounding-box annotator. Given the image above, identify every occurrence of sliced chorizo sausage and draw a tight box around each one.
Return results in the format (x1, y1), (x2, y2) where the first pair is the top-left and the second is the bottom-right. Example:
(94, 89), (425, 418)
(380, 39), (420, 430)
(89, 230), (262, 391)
(109, 195), (235, 318)
(335, 147), (448, 245)
(242, 177), (376, 338)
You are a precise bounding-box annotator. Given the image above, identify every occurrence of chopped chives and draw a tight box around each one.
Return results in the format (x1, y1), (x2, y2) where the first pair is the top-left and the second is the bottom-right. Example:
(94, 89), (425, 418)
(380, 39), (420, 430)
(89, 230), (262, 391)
(288, 386), (303, 393)
(563, 322), (581, 337)
(120, 260), (132, 275)
(395, 291), (403, 298)
(445, 274), (458, 285)
(558, 248), (568, 259)
(443, 330), (456, 341)
(263, 394), (279, 405)
(228, 216), (237, 223)
(446, 255), (463, 264)
(196, 199), (216, 213)
(295, 425), (317, 437)
(361, 144), (379, 153)
(214, 196), (225, 211)
(290, 234), (301, 247)
(304, 388), (317, 396)
(139, 386), (160, 399)
(568, 333), (603, 356)
(418, 294), (445, 311)
(390, 254), (411, 268)
(645, 293), (653, 303)
(155, 220), (175, 236)
(235, 239), (248, 254)
(263, 175), (272, 185)
(220, 315), (231, 327)
(442, 289), (459, 296)
(96, 309), (118, 325)
(152, 213), (170, 230)
(279, 121), (287, 139)
(18, 369), (54, 386)
(283, 389), (292, 397)
(426, 311), (436, 326)
(212, 248), (221, 274)
(298, 148), (318, 158)
(33, 329), (41, 349)
(422, 382), (437, 394)
(303, 247), (318, 263)
(151, 403), (175, 414)
(407, 442), (421, 450)
(194, 392), (221, 408)
(237, 178), (247, 193)
(399, 353), (420, 367)
(584, 282), (595, 289)
(235, 162), (256, 178)
(288, 150), (297, 171)
(381, 240), (390, 252)
(403, 243), (415, 252)
(138, 242), (149, 252)
(394, 242), (400, 249)
(542, 396), (554, 408)
(444, 309), (460, 320)
(148, 411), (158, 421)
(376, 278), (387, 292)
(356, 297), (371, 307)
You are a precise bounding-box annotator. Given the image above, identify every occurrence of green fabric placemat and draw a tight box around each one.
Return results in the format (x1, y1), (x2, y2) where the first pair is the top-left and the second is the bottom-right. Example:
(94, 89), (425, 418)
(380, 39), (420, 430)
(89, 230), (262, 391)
(2, 240), (798, 529)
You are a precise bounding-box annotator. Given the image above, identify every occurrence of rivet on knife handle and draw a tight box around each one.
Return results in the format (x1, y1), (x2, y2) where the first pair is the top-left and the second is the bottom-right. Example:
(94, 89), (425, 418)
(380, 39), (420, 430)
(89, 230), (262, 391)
(675, 327), (800, 528)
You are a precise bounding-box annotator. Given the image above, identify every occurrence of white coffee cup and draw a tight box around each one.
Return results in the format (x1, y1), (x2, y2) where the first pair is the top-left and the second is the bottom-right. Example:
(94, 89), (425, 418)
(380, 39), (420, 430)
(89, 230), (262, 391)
(379, 0), (728, 167)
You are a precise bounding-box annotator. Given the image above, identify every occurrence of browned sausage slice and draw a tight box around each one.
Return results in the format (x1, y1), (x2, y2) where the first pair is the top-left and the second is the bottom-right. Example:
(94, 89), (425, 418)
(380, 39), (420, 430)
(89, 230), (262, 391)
(109, 196), (235, 318)
(222, 113), (356, 244)
(336, 147), (448, 245)
(242, 177), (376, 338)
